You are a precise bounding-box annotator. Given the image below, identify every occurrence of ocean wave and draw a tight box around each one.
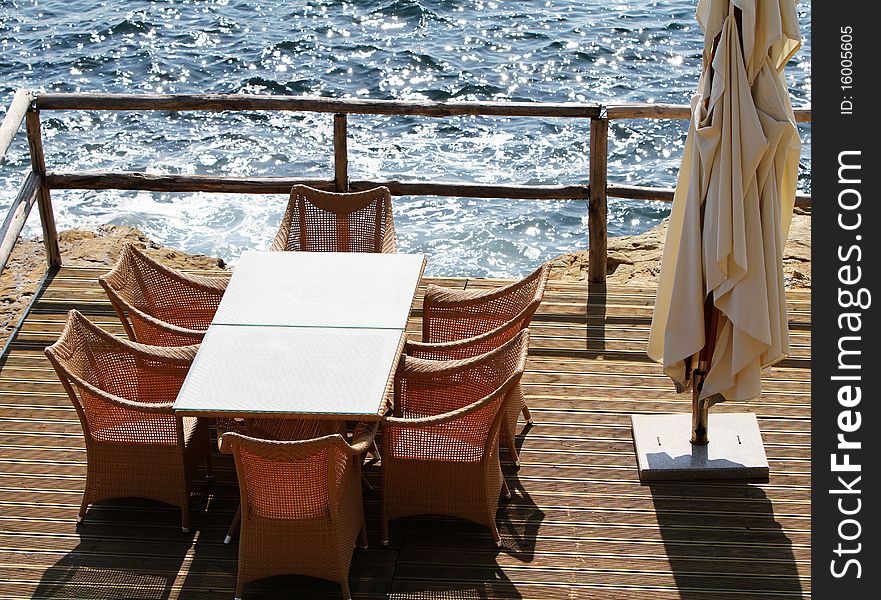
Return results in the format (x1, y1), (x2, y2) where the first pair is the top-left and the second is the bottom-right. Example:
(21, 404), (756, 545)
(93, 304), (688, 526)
(370, 0), (451, 25)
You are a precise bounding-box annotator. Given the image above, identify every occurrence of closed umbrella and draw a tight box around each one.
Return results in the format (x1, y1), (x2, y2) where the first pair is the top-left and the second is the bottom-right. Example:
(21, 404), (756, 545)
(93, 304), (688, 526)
(635, 0), (801, 480)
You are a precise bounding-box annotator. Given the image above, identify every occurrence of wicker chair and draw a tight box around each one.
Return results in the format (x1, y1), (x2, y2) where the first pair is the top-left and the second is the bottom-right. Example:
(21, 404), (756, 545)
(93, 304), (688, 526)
(44, 310), (212, 532)
(418, 263), (549, 465)
(217, 418), (343, 544)
(99, 242), (229, 346)
(381, 330), (529, 548)
(220, 423), (377, 600)
(270, 185), (396, 253)
(404, 310), (530, 467)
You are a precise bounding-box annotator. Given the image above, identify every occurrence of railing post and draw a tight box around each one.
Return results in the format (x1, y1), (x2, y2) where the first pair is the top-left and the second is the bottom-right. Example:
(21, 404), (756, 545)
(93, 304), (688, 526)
(333, 113), (348, 192)
(588, 111), (609, 283)
(25, 106), (61, 268)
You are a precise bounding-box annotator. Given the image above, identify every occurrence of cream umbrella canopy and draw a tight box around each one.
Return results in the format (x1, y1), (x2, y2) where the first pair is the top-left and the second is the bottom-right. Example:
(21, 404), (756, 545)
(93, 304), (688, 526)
(646, 0), (801, 445)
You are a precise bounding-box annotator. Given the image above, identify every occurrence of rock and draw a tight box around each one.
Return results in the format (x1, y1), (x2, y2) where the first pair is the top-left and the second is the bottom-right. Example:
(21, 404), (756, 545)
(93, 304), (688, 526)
(548, 213), (811, 290)
(607, 250), (634, 267)
(0, 226), (228, 350)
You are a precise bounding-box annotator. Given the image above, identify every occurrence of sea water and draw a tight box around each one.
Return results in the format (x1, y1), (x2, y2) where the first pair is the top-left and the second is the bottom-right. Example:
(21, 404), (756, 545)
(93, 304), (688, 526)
(0, 0), (811, 276)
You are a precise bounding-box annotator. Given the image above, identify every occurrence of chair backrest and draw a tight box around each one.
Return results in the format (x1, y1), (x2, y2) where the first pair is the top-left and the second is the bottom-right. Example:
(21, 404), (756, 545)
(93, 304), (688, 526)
(44, 310), (195, 444)
(392, 330), (529, 460)
(422, 262), (549, 343)
(270, 185), (397, 253)
(222, 432), (353, 520)
(99, 243), (225, 344)
(406, 303), (532, 361)
(247, 418), (341, 442)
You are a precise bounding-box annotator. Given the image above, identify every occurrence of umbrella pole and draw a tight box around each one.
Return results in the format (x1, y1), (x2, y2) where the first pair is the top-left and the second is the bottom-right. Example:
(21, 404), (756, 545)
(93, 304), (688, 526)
(691, 380), (711, 445)
(691, 298), (720, 445)
(688, 6), (738, 447)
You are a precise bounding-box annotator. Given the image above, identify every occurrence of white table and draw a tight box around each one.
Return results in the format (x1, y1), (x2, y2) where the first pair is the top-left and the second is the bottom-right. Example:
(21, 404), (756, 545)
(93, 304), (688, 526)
(173, 251), (425, 421)
(212, 251), (426, 329)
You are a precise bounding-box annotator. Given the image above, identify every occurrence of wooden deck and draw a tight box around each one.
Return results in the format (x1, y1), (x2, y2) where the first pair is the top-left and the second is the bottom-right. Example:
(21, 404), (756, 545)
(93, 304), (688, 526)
(0, 267), (811, 599)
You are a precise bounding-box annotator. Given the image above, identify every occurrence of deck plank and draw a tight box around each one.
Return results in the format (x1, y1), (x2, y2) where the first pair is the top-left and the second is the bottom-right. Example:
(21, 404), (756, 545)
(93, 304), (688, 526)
(0, 269), (811, 598)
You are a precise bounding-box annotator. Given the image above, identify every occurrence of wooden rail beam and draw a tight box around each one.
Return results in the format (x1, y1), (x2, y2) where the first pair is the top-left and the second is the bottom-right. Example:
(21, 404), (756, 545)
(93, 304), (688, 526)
(45, 172), (333, 194)
(350, 180), (588, 200)
(34, 93), (603, 118)
(606, 103), (691, 120)
(607, 183), (812, 209)
(607, 183), (676, 202)
(588, 116), (609, 283)
(794, 107), (812, 123)
(48, 172), (813, 208)
(0, 89), (32, 162)
(25, 109), (61, 268)
(45, 171), (591, 200)
(34, 93), (812, 121)
(606, 103), (812, 123)
(0, 173), (39, 274)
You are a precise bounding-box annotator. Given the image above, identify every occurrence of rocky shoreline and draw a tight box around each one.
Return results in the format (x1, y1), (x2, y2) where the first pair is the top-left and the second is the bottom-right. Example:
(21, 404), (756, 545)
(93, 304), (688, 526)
(0, 225), (228, 350)
(548, 209), (811, 289)
(0, 213), (810, 350)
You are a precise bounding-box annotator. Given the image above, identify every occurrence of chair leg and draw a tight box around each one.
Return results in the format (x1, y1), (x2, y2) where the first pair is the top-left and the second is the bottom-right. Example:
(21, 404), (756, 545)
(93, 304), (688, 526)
(505, 425), (520, 467)
(380, 513), (389, 546)
(225, 505), (241, 544)
(76, 499), (88, 524)
(501, 478), (512, 500)
(180, 455), (193, 533)
(489, 518), (503, 548)
(521, 403), (533, 424)
(234, 575), (245, 600)
(359, 505), (369, 549)
(204, 452), (214, 481)
(340, 578), (352, 600)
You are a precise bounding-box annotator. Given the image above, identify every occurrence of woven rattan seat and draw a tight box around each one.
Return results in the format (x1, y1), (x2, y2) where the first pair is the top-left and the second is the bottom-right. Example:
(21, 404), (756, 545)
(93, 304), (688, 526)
(381, 330), (529, 548)
(44, 310), (212, 532)
(99, 243), (229, 346)
(417, 263), (549, 465)
(220, 423), (377, 600)
(270, 185), (397, 253)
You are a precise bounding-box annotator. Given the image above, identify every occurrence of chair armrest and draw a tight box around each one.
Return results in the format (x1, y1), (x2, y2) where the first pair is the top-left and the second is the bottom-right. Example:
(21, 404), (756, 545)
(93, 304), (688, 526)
(45, 310), (199, 366)
(70, 376), (176, 414)
(423, 263), (550, 311)
(349, 421), (380, 455)
(395, 331), (529, 416)
(398, 333), (526, 380)
(220, 430), (352, 460)
(218, 430), (237, 454)
(101, 243), (229, 296)
(385, 377), (517, 429)
(111, 334), (200, 365)
(404, 307), (529, 360)
(168, 269), (230, 295)
(121, 304), (209, 341)
(404, 338), (481, 361)
(422, 284), (501, 308)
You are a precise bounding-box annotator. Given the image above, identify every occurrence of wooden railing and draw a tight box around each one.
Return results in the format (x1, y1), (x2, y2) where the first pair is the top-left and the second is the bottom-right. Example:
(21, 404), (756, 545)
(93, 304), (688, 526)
(0, 90), (812, 281)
